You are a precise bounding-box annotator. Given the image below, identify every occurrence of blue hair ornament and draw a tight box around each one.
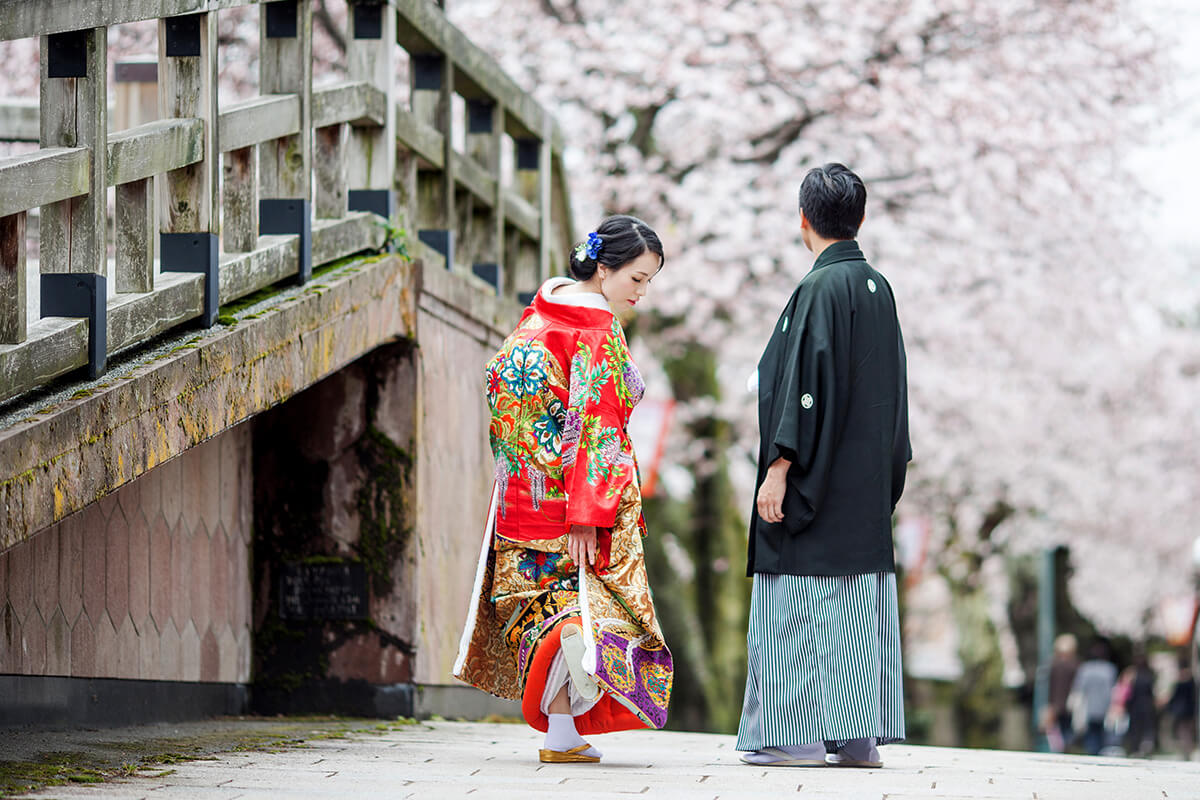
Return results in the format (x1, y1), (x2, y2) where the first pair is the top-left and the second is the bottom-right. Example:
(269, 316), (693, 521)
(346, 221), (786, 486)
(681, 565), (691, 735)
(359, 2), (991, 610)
(575, 231), (603, 262)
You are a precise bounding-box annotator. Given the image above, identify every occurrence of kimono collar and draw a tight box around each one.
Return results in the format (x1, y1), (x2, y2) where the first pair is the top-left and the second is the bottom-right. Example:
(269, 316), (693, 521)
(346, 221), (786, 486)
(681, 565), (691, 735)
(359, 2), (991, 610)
(811, 240), (865, 271)
(532, 277), (614, 329)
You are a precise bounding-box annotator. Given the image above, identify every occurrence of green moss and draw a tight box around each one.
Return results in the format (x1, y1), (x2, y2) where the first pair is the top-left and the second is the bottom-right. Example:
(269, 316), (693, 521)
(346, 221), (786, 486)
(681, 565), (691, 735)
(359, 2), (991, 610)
(354, 425), (413, 595)
(0, 719), (432, 796)
(70, 388), (93, 400)
(217, 314), (238, 326)
(0, 754), (127, 795)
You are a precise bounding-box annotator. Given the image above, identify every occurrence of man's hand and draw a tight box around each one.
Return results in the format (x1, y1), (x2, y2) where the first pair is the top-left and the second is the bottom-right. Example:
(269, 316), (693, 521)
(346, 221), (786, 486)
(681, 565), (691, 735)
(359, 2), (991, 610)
(568, 524), (598, 566)
(756, 458), (791, 524)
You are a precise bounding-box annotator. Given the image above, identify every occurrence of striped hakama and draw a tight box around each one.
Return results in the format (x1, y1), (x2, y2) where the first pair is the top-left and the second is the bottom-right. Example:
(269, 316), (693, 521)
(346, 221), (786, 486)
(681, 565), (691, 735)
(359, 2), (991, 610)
(736, 571), (905, 751)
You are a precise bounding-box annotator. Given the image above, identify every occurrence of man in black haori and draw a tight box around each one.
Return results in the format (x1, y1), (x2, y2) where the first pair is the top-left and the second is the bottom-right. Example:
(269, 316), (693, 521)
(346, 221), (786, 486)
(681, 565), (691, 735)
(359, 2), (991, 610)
(737, 163), (911, 768)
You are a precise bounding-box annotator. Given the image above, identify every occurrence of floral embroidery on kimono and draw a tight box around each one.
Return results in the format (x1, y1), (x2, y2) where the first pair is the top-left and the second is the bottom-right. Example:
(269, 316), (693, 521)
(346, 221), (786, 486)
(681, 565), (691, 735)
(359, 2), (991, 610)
(456, 280), (672, 735)
(486, 308), (642, 540)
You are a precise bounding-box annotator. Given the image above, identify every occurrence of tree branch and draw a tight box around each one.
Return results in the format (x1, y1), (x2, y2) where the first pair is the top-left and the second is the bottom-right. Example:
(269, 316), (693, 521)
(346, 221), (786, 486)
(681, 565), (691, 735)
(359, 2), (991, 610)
(315, 0), (347, 55)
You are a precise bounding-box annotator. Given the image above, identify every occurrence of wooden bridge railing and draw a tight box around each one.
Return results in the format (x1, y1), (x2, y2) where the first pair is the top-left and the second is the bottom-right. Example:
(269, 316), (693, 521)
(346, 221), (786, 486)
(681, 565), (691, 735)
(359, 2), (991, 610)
(0, 0), (573, 405)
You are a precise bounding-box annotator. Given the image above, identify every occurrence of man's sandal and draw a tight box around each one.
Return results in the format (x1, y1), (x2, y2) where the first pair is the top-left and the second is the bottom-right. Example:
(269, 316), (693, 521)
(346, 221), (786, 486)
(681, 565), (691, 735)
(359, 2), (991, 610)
(739, 747), (827, 767)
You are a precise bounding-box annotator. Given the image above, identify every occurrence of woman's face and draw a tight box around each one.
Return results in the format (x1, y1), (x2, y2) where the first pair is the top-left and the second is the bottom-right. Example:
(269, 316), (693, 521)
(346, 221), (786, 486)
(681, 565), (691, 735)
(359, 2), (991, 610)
(600, 250), (661, 310)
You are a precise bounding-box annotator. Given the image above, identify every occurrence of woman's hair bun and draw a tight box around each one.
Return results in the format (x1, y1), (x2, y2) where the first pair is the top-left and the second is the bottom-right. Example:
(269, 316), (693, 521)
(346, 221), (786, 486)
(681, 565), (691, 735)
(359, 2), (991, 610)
(569, 251), (599, 281)
(567, 216), (664, 282)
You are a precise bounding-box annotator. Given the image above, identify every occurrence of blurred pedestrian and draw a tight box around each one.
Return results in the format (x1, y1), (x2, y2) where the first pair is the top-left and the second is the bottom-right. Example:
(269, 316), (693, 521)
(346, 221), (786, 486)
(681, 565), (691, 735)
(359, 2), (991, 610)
(1070, 639), (1117, 756)
(1044, 634), (1079, 752)
(1124, 651), (1158, 757)
(1102, 666), (1134, 756)
(1165, 651), (1196, 759)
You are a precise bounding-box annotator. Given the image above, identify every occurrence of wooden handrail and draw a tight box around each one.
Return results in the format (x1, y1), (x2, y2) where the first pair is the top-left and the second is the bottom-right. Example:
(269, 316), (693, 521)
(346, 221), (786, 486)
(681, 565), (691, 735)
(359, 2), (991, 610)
(218, 94), (302, 153)
(107, 117), (204, 185)
(0, 147), (90, 217)
(0, 0), (573, 406)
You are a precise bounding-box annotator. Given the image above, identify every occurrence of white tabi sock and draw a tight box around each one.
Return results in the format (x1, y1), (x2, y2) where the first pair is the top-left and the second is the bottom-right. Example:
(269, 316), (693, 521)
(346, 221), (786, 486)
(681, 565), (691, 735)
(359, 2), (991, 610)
(545, 713), (602, 759)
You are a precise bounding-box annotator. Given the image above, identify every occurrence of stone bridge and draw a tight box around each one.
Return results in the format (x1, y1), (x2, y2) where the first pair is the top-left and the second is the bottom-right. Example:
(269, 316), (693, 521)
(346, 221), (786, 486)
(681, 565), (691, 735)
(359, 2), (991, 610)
(0, 0), (570, 725)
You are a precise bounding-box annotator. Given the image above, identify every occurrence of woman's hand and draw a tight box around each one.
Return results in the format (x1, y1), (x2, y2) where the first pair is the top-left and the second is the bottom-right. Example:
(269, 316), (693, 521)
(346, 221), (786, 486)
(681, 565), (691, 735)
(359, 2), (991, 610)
(756, 457), (791, 524)
(568, 524), (598, 566)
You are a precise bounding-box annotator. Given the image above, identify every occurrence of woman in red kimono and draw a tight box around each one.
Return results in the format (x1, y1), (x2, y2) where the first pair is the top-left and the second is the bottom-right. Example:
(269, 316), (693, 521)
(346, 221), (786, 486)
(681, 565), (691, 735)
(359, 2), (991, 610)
(454, 215), (672, 763)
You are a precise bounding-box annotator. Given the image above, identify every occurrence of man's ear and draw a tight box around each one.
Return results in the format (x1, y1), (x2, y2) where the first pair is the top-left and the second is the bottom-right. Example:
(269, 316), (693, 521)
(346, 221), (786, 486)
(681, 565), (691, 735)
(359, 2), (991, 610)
(799, 209), (811, 230)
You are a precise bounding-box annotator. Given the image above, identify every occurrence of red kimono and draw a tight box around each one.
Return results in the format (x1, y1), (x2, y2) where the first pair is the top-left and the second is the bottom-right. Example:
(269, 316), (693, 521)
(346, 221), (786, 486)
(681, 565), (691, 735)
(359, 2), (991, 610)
(454, 278), (673, 733)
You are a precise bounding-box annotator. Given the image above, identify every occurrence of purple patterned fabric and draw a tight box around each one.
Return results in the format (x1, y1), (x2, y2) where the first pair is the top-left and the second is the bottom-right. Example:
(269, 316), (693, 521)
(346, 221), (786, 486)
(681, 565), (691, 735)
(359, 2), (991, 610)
(623, 361), (645, 405)
(592, 629), (673, 729)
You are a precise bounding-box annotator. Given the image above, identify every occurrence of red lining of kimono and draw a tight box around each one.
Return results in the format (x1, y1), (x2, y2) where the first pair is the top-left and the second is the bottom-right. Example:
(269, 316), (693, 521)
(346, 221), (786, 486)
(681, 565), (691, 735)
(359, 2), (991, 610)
(520, 616), (648, 735)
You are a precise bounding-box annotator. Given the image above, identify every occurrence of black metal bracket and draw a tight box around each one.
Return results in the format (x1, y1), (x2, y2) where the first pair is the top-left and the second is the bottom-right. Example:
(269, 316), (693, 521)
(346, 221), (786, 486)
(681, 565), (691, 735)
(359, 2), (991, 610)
(467, 100), (495, 134)
(160, 232), (219, 328)
(472, 263), (500, 293)
(260, 198), (312, 284)
(265, 0), (299, 38)
(516, 139), (540, 171)
(412, 55), (444, 91)
(41, 273), (106, 378)
(352, 1), (385, 39)
(517, 291), (536, 307)
(47, 30), (89, 79)
(163, 14), (203, 57)
(418, 230), (453, 270)
(349, 190), (395, 253)
(348, 189), (393, 220)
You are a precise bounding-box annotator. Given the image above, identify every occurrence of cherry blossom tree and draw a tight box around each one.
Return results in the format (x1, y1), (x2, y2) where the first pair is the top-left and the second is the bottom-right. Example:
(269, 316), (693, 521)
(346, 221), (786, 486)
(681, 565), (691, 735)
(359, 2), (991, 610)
(446, 0), (1200, 657)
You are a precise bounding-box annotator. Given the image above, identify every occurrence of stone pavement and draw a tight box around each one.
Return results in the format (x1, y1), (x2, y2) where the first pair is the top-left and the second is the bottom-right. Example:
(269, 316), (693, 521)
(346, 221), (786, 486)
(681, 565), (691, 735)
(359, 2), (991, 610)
(9, 721), (1200, 800)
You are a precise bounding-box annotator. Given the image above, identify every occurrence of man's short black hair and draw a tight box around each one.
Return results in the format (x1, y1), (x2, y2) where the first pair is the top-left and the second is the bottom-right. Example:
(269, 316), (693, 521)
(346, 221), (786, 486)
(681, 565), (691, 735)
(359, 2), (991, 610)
(798, 163), (867, 241)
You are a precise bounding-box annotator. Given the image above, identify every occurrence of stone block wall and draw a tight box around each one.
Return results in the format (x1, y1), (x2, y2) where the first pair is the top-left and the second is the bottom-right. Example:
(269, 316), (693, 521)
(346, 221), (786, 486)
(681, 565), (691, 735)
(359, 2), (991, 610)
(412, 298), (507, 685)
(0, 425), (253, 684)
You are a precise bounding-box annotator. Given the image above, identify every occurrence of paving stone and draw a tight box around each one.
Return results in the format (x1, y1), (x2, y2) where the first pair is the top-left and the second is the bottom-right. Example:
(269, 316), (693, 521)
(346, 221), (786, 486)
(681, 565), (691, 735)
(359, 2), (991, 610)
(9, 722), (1200, 799)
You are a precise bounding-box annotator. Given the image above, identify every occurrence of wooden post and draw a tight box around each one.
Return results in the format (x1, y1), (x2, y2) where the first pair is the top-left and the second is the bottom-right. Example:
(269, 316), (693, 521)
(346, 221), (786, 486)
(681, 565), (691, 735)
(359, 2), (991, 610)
(411, 52), (455, 270)
(537, 120), (552, 283)
(346, 0), (397, 223)
(158, 11), (220, 326)
(39, 27), (107, 277)
(222, 147), (257, 252)
(259, 0), (313, 203)
(465, 97), (502, 292)
(314, 124), (347, 219)
(158, 13), (219, 237)
(512, 135), (542, 293)
(113, 56), (159, 290)
(115, 179), (154, 292)
(0, 212), (26, 344)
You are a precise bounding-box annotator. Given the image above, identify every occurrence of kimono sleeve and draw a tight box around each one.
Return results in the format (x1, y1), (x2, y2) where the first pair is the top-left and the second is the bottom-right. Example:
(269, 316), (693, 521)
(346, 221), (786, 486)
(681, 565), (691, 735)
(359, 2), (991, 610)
(765, 288), (843, 533)
(560, 337), (632, 530)
(891, 324), (912, 510)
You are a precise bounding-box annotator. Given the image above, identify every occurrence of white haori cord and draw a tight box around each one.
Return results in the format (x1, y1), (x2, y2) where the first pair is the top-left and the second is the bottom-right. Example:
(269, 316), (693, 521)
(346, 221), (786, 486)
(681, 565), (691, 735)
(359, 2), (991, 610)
(452, 482), (500, 678)
(577, 562), (598, 675)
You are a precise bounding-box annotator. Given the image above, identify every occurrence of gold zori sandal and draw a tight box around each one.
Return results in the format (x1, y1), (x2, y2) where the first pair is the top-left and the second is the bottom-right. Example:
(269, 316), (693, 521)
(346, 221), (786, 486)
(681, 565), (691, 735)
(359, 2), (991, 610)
(539, 744), (601, 764)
